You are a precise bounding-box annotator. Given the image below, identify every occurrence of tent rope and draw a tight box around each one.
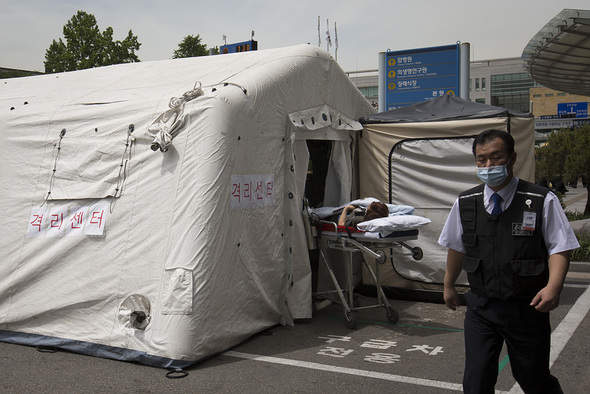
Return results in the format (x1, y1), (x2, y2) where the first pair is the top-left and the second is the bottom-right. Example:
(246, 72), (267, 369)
(110, 124), (135, 213)
(147, 81), (203, 153)
(41, 128), (66, 207)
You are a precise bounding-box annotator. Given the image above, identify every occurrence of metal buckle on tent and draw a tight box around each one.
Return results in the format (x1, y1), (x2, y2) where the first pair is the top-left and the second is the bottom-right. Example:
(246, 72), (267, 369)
(165, 368), (189, 379)
(36, 345), (58, 353)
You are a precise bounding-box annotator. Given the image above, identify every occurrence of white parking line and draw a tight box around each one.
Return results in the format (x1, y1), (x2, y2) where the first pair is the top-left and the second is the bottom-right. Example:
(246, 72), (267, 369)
(224, 350), (463, 392)
(508, 285), (590, 394)
(225, 285), (590, 394)
(550, 284), (590, 367)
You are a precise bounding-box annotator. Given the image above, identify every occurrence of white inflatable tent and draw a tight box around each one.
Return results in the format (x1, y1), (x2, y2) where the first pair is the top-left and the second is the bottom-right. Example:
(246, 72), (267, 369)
(358, 95), (535, 300)
(0, 45), (374, 368)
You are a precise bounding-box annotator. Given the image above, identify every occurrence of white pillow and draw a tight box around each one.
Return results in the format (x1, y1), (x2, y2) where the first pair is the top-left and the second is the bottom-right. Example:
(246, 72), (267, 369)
(357, 215), (431, 233)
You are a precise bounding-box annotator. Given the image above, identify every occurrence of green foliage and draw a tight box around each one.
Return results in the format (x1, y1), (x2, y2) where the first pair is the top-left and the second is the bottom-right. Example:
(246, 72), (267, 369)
(536, 125), (590, 215)
(172, 35), (209, 58)
(0, 69), (42, 79)
(571, 232), (590, 262)
(566, 211), (590, 222)
(44, 11), (141, 73)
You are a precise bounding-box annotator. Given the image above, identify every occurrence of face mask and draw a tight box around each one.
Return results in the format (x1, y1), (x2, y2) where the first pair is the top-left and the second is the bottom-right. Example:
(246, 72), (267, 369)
(477, 164), (508, 187)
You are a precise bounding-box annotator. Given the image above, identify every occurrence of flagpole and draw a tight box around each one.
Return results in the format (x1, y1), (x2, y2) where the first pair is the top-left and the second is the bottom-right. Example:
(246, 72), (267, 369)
(317, 16), (321, 47)
(326, 19), (331, 52)
(334, 22), (338, 62)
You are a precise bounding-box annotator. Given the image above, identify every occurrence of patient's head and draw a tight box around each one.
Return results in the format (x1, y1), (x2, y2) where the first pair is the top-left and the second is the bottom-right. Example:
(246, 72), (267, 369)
(364, 202), (389, 221)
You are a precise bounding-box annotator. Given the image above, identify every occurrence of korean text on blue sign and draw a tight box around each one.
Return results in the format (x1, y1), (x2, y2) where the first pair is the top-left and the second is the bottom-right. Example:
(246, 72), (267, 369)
(383, 44), (459, 110)
(557, 102), (588, 118)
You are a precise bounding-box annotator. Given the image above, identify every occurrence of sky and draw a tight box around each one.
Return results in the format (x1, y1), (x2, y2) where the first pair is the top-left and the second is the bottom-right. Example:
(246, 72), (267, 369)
(1, 1), (588, 73)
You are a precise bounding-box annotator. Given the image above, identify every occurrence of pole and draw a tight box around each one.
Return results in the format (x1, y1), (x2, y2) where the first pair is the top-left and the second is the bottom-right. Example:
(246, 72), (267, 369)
(459, 42), (470, 100)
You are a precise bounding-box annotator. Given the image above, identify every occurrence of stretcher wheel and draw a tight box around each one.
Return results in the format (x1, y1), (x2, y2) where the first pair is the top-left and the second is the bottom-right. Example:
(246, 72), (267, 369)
(376, 250), (386, 264)
(345, 312), (356, 329)
(386, 306), (399, 324)
(411, 247), (423, 261)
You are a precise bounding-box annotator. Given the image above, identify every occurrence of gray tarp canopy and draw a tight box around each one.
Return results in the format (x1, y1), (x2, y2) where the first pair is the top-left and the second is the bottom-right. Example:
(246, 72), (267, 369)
(357, 95), (535, 298)
(360, 95), (532, 124)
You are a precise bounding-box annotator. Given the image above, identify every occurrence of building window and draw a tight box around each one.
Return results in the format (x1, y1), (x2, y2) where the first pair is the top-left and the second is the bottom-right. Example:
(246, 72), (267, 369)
(475, 98), (486, 104)
(545, 93), (554, 97)
(482, 77), (486, 91)
(491, 72), (536, 112)
(357, 86), (378, 99)
(557, 93), (566, 96)
(533, 94), (542, 97)
(475, 78), (480, 91)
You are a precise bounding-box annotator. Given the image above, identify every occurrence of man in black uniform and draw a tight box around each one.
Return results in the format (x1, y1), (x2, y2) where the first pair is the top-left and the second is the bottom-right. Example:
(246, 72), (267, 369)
(438, 129), (579, 394)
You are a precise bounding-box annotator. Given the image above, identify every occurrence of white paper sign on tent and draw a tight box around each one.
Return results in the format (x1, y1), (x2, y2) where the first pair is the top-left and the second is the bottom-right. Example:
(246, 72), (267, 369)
(47, 205), (69, 237)
(26, 207), (48, 238)
(65, 206), (88, 237)
(83, 202), (109, 236)
(230, 174), (275, 209)
(27, 202), (109, 238)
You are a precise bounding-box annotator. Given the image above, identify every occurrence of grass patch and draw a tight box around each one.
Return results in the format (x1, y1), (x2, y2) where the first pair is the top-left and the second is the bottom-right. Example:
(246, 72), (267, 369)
(565, 211), (590, 262)
(572, 232), (590, 262)
(566, 211), (590, 222)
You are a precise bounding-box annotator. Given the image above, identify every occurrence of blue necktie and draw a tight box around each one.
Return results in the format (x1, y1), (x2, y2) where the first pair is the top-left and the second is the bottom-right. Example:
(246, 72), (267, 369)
(491, 192), (503, 215)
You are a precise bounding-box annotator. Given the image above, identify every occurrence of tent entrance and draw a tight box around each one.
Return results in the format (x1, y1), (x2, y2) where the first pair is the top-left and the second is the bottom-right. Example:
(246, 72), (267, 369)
(305, 140), (332, 208)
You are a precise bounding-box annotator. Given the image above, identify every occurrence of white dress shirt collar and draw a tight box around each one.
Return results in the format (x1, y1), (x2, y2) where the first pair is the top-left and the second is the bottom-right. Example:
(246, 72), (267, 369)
(483, 176), (519, 213)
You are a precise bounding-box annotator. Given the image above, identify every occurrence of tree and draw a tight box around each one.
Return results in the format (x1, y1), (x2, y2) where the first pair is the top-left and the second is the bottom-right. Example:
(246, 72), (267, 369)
(44, 11), (141, 73)
(172, 35), (210, 58)
(536, 125), (590, 215)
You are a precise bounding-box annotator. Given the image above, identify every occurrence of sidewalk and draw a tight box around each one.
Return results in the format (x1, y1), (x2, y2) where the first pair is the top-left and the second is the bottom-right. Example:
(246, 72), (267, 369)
(563, 180), (588, 214)
(562, 180), (590, 236)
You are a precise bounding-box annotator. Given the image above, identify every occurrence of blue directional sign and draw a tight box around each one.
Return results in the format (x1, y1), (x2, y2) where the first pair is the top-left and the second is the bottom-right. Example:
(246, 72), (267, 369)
(558, 102), (588, 118)
(221, 40), (258, 54)
(380, 44), (459, 110)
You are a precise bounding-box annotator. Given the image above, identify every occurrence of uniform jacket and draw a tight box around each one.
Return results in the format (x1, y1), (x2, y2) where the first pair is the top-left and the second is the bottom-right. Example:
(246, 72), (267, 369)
(458, 180), (549, 300)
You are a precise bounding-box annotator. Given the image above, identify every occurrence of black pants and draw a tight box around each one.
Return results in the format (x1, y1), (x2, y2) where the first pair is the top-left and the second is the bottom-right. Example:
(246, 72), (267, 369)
(463, 291), (563, 394)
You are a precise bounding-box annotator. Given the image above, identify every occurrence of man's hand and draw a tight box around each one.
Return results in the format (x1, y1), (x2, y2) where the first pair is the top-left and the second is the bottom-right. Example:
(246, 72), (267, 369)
(443, 248), (464, 311)
(530, 251), (570, 312)
(530, 286), (561, 313)
(444, 286), (461, 311)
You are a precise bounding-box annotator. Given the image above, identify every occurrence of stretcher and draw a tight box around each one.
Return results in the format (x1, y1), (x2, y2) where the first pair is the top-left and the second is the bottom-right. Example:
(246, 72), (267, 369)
(313, 220), (423, 329)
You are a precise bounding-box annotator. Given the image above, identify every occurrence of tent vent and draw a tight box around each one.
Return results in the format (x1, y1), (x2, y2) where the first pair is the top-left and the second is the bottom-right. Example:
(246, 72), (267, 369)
(118, 294), (151, 330)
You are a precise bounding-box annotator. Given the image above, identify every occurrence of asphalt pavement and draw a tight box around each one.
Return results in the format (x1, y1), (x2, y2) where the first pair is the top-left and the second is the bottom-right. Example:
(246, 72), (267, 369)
(2, 282), (589, 393)
(1, 183), (589, 393)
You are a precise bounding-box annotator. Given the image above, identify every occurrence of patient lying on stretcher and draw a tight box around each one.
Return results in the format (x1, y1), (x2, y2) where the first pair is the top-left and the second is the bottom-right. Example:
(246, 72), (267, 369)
(338, 201), (389, 228)
(313, 198), (431, 238)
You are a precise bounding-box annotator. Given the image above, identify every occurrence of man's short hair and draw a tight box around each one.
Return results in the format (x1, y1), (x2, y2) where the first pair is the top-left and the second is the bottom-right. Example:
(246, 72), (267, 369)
(472, 129), (515, 157)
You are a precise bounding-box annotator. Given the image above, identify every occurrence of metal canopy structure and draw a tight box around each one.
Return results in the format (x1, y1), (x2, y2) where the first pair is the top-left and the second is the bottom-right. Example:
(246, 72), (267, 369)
(522, 9), (590, 97)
